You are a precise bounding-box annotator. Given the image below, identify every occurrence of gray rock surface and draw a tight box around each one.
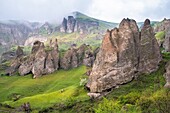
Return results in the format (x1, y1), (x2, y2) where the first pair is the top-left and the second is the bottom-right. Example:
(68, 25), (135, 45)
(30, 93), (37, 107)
(60, 44), (95, 70)
(164, 61), (170, 88)
(87, 18), (162, 93)
(18, 39), (59, 78)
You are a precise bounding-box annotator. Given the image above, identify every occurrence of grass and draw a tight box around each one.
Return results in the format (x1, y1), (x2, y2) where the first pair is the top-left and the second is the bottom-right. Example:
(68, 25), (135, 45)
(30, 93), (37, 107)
(0, 52), (170, 113)
(0, 66), (89, 112)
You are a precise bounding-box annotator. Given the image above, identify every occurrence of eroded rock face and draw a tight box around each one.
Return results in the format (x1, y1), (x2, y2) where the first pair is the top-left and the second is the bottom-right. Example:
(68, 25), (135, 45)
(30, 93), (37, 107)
(60, 44), (95, 70)
(87, 18), (162, 93)
(18, 39), (59, 78)
(32, 42), (47, 78)
(60, 48), (78, 70)
(138, 19), (162, 73)
(154, 18), (170, 32)
(60, 18), (67, 32)
(163, 27), (170, 52)
(164, 61), (170, 88)
(6, 46), (24, 75)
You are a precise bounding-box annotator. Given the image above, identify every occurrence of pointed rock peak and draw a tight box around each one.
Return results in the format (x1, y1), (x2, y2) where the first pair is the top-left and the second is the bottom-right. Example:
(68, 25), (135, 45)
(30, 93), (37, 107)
(143, 19), (150, 26)
(68, 16), (75, 20)
(16, 46), (24, 57)
(63, 17), (67, 21)
(31, 41), (44, 54)
(119, 18), (137, 29)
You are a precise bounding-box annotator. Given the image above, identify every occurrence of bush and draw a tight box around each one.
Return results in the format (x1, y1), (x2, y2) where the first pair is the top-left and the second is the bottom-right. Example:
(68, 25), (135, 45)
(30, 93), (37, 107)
(95, 98), (121, 113)
(118, 92), (140, 105)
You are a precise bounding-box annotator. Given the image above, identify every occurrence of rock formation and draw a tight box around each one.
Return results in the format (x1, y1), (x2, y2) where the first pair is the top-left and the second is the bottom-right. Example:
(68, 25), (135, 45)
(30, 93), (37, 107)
(138, 19), (162, 73)
(154, 18), (170, 32)
(60, 18), (67, 32)
(18, 39), (59, 78)
(6, 38), (96, 77)
(87, 18), (162, 93)
(6, 46), (24, 75)
(163, 27), (170, 52)
(164, 61), (170, 88)
(1, 51), (16, 63)
(60, 44), (95, 70)
(59, 14), (99, 34)
(154, 18), (170, 51)
(24, 36), (48, 46)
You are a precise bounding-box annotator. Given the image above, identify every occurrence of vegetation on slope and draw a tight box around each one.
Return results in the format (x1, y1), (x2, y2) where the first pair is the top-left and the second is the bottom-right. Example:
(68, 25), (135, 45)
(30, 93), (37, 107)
(0, 66), (89, 112)
(155, 31), (165, 43)
(0, 52), (170, 113)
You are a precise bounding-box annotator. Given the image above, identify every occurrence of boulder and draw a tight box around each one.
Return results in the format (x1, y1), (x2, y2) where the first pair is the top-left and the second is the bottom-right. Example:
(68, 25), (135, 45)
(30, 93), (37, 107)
(87, 18), (162, 93)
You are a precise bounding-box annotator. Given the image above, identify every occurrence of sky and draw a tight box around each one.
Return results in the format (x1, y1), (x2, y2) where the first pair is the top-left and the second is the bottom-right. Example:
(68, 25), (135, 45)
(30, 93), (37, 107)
(0, 0), (170, 23)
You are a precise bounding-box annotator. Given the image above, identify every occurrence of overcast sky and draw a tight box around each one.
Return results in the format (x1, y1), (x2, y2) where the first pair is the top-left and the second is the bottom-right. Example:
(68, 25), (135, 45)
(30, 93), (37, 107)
(0, 0), (170, 23)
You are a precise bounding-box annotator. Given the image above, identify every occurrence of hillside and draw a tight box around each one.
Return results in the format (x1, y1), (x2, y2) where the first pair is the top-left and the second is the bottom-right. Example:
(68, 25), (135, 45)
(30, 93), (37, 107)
(0, 53), (169, 113)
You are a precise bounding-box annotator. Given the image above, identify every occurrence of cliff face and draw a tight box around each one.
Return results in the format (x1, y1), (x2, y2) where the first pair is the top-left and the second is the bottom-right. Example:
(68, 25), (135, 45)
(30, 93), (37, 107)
(60, 15), (99, 34)
(0, 20), (43, 55)
(87, 18), (162, 93)
(154, 19), (170, 32)
(6, 39), (96, 78)
(59, 12), (113, 34)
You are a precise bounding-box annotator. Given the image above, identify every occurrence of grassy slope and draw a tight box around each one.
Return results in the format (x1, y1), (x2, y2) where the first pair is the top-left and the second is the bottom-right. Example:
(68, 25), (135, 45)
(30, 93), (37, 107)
(0, 53), (170, 113)
(0, 66), (89, 112)
(42, 53), (170, 113)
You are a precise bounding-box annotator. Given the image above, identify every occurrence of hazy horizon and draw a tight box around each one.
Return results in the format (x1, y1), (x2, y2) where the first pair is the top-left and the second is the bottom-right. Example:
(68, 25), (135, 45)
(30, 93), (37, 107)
(0, 0), (170, 23)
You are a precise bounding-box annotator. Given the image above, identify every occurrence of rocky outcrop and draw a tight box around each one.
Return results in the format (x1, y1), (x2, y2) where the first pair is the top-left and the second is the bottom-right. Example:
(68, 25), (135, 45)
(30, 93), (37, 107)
(154, 18), (170, 32)
(18, 39), (59, 78)
(39, 22), (53, 34)
(6, 39), (96, 77)
(154, 18), (170, 50)
(138, 19), (162, 73)
(0, 21), (33, 55)
(60, 44), (95, 70)
(59, 14), (99, 34)
(24, 36), (48, 46)
(87, 18), (162, 93)
(1, 51), (16, 63)
(6, 46), (24, 75)
(163, 27), (170, 52)
(60, 16), (76, 33)
(60, 18), (67, 32)
(164, 61), (170, 88)
(67, 16), (76, 33)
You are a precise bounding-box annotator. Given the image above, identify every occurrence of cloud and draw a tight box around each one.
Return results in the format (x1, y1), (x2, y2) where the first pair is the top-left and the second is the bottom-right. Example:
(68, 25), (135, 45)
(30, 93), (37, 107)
(87, 0), (170, 22)
(0, 0), (170, 22)
(0, 0), (91, 22)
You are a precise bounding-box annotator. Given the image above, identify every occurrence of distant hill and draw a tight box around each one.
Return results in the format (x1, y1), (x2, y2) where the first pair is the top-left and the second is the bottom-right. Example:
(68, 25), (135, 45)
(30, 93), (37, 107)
(0, 12), (163, 56)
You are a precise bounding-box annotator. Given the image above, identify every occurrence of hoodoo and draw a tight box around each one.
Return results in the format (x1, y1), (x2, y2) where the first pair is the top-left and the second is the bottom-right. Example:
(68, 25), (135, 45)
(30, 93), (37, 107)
(87, 18), (162, 93)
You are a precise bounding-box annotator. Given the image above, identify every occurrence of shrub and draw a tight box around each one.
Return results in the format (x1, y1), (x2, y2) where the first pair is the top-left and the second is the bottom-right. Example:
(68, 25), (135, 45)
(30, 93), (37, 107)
(118, 92), (140, 105)
(95, 98), (121, 113)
